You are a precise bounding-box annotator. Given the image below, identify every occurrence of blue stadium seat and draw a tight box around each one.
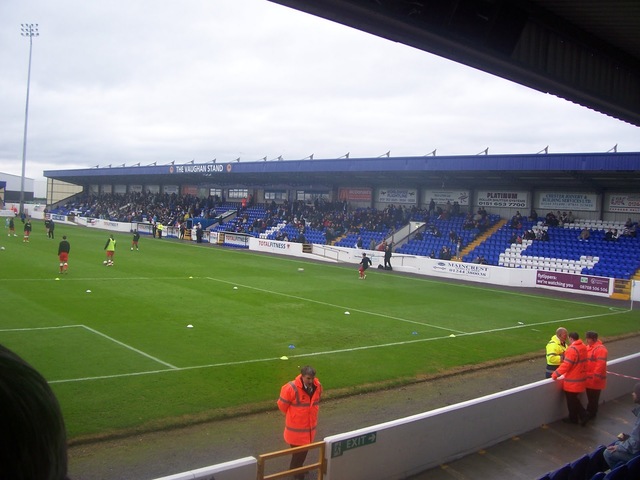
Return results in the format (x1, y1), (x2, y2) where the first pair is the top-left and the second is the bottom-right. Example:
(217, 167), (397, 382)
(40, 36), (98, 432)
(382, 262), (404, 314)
(568, 454), (589, 480)
(550, 464), (571, 480)
(625, 455), (640, 478)
(585, 445), (608, 480)
(603, 464), (627, 479)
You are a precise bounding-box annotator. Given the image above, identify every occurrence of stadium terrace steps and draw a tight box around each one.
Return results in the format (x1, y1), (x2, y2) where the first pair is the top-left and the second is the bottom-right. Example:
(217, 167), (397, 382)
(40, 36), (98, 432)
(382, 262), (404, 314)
(458, 218), (507, 259)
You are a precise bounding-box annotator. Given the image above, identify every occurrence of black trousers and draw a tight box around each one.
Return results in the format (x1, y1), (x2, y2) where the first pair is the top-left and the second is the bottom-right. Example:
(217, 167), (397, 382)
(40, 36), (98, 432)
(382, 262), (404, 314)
(289, 445), (308, 480)
(586, 388), (602, 417)
(564, 391), (587, 422)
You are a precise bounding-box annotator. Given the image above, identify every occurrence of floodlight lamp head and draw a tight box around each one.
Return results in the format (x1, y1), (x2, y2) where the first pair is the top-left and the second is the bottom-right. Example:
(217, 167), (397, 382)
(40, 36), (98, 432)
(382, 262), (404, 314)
(21, 24), (39, 36)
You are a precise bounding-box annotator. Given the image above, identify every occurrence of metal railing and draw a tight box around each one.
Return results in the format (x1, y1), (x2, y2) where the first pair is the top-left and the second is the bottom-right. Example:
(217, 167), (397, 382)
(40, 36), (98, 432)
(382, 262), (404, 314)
(257, 442), (325, 480)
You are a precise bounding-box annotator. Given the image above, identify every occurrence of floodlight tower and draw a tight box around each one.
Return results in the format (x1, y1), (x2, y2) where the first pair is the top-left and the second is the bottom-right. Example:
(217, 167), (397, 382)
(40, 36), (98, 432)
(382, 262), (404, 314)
(19, 23), (39, 216)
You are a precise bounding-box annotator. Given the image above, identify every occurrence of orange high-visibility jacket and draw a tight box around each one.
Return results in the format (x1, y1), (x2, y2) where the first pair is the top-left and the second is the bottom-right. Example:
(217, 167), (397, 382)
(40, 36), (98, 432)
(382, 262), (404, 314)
(586, 340), (608, 390)
(277, 374), (322, 446)
(552, 339), (587, 392)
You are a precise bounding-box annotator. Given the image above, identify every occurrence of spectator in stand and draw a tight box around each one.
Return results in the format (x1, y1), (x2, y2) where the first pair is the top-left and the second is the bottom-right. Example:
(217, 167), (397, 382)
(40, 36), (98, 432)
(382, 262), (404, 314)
(579, 227), (591, 241)
(623, 223), (637, 238)
(429, 225), (442, 237)
(604, 228), (614, 241)
(560, 211), (569, 225)
(510, 211), (523, 229)
(567, 211), (575, 223)
(604, 228), (619, 242)
(585, 331), (608, 419)
(536, 228), (549, 241)
(544, 211), (559, 227)
(462, 213), (475, 230)
(529, 209), (538, 221)
(603, 383), (640, 470)
(439, 245), (452, 260)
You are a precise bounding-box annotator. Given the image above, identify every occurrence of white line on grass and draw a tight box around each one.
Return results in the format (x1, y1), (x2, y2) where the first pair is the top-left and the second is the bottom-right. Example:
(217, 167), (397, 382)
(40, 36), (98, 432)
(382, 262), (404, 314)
(48, 308), (630, 384)
(204, 276), (468, 334)
(80, 325), (178, 370)
(0, 324), (178, 370)
(0, 325), (81, 332)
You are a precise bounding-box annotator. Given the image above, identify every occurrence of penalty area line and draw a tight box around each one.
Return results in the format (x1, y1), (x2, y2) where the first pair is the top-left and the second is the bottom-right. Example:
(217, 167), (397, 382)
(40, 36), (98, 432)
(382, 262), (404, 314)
(80, 325), (178, 370)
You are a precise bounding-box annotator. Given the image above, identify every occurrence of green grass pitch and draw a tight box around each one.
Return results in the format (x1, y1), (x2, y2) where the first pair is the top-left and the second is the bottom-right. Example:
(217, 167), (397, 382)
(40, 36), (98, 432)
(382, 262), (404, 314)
(1, 222), (638, 441)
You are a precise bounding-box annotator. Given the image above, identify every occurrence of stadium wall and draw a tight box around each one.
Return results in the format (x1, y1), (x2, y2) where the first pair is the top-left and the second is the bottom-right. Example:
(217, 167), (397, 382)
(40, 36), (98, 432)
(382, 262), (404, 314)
(249, 239), (615, 298)
(151, 352), (640, 480)
(323, 352), (640, 479)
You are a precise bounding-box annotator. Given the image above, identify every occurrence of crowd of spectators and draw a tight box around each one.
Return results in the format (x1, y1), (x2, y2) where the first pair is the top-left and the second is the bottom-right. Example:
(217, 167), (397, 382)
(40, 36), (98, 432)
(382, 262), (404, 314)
(52, 191), (640, 247)
(52, 193), (420, 242)
(53, 191), (222, 227)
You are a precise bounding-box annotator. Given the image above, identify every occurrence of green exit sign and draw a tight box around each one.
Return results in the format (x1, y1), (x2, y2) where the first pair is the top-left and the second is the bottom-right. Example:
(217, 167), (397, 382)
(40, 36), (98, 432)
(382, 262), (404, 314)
(331, 432), (377, 458)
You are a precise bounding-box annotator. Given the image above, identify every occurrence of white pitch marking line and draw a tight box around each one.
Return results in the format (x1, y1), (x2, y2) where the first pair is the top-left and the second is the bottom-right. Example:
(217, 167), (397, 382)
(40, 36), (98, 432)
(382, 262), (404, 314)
(1, 324), (178, 371)
(48, 308), (630, 384)
(80, 325), (178, 370)
(204, 276), (468, 334)
(0, 325), (81, 332)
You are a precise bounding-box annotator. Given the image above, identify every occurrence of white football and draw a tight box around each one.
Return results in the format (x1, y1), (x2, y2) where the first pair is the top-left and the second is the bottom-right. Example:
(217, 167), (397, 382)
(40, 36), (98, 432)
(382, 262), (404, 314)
(103, 260), (108, 265)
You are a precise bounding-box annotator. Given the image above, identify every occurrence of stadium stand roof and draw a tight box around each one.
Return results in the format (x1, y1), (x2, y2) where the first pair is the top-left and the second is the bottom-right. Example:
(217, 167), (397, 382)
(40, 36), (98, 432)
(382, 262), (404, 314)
(267, 0), (640, 127)
(44, 152), (640, 192)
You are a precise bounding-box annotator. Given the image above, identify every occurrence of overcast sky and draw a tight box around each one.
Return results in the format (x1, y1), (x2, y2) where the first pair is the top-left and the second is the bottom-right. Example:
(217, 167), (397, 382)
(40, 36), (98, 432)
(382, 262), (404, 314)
(2, 0), (640, 191)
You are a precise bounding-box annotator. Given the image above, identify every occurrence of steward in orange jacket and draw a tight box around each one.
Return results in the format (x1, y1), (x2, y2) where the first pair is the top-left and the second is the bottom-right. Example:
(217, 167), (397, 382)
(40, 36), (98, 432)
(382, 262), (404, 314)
(278, 366), (322, 479)
(552, 335), (587, 391)
(278, 368), (322, 445)
(585, 331), (608, 418)
(552, 332), (589, 424)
